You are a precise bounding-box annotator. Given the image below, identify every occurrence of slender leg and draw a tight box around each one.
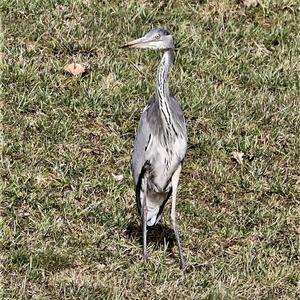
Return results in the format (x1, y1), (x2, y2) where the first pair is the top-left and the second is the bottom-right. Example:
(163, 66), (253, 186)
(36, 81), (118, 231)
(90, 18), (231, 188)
(142, 195), (148, 261)
(171, 164), (186, 270)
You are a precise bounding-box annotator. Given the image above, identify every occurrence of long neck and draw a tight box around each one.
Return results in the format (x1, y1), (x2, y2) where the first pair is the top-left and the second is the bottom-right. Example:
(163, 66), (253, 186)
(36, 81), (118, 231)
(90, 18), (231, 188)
(155, 49), (174, 127)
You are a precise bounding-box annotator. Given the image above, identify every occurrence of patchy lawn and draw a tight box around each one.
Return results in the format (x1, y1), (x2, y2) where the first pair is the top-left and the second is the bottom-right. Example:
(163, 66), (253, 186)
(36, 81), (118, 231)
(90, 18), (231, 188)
(1, 0), (299, 299)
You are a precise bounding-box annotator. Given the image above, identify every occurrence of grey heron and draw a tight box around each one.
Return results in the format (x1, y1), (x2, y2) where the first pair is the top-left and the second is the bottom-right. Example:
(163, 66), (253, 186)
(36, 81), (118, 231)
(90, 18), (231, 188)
(122, 28), (187, 270)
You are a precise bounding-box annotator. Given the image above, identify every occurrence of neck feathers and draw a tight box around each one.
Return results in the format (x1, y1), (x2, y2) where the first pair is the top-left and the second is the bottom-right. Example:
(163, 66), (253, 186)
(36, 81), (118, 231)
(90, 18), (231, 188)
(156, 50), (174, 99)
(155, 50), (174, 127)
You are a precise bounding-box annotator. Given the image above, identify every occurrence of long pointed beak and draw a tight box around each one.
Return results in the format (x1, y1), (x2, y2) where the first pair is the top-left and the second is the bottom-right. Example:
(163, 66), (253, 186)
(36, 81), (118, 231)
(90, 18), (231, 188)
(120, 36), (150, 49)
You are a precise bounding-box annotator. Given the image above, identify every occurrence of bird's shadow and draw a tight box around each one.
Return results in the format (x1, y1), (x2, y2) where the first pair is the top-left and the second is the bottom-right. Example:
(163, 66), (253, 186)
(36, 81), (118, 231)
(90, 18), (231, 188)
(125, 222), (175, 252)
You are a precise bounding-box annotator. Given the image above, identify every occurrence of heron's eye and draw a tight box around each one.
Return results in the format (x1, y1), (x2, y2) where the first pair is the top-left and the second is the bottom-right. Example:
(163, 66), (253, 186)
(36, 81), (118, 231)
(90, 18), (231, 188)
(154, 34), (161, 40)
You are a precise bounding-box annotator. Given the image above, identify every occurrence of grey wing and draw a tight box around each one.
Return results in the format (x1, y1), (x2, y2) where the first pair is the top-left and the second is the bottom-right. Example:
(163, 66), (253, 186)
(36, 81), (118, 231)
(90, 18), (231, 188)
(170, 96), (187, 141)
(132, 104), (152, 186)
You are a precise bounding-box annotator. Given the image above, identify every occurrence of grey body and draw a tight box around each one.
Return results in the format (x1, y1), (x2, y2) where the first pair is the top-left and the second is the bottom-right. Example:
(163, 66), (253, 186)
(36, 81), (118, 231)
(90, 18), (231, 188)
(132, 87), (187, 226)
(122, 28), (187, 269)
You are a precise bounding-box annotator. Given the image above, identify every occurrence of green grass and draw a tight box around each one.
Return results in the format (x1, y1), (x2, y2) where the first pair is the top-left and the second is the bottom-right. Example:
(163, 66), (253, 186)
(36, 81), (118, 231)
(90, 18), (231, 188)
(1, 0), (300, 299)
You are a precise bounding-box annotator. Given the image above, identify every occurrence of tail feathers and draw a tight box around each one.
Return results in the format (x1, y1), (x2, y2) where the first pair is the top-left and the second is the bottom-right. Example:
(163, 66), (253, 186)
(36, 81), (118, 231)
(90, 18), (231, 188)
(135, 161), (151, 216)
(135, 161), (172, 226)
(144, 192), (166, 226)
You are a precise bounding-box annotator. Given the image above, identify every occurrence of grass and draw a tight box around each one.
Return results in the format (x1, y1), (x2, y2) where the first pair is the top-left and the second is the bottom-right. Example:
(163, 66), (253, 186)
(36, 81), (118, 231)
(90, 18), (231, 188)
(1, 0), (300, 298)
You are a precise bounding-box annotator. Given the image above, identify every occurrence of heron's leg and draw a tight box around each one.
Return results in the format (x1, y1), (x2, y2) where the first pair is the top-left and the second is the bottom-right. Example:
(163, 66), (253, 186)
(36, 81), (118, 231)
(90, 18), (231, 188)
(141, 191), (148, 261)
(171, 164), (185, 270)
(140, 174), (148, 261)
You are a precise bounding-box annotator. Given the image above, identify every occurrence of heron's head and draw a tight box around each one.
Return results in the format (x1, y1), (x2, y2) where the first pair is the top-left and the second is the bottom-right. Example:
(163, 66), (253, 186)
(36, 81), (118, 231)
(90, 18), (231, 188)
(121, 28), (174, 50)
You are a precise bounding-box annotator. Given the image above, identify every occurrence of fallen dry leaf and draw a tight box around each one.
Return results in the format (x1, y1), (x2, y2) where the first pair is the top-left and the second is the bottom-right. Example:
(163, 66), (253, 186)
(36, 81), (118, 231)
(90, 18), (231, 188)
(64, 63), (86, 76)
(291, 175), (300, 186)
(112, 173), (124, 182)
(243, 0), (258, 8)
(18, 211), (30, 218)
(231, 151), (244, 165)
